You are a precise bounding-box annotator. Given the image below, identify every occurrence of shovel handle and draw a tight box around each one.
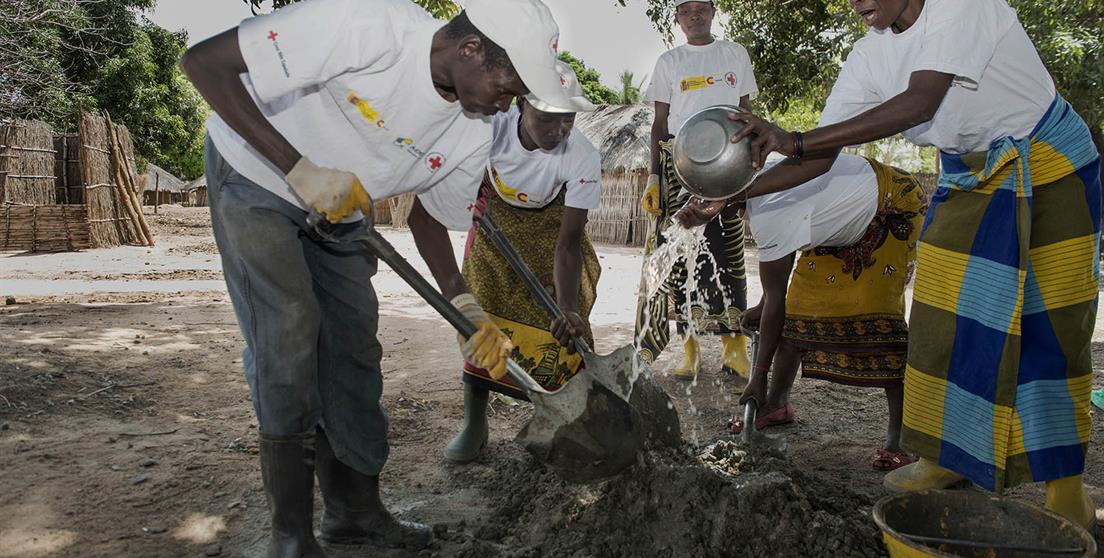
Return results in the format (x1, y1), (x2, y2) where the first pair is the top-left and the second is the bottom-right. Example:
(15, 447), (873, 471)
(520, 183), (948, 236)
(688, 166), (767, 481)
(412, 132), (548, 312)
(308, 212), (549, 395)
(476, 213), (591, 356)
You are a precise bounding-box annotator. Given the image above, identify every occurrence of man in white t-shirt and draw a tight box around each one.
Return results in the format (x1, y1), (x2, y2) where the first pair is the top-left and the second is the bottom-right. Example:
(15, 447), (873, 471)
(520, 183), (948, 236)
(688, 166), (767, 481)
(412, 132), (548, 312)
(721, 155), (927, 472)
(180, 0), (571, 554)
(635, 0), (759, 383)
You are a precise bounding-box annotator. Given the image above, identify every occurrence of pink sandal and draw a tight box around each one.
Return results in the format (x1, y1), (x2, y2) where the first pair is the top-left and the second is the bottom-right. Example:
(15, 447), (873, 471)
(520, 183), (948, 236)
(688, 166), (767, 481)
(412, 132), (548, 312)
(727, 402), (796, 434)
(872, 449), (916, 471)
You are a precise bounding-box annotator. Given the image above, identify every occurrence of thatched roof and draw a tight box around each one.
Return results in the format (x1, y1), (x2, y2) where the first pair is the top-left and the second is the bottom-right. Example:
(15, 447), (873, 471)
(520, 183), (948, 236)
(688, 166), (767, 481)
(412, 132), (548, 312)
(574, 104), (653, 174)
(185, 177), (206, 191)
(144, 163), (187, 192)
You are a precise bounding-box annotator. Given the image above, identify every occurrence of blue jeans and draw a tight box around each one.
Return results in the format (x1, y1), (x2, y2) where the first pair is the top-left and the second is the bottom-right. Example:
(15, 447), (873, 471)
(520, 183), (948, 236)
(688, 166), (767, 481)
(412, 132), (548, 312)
(205, 136), (389, 475)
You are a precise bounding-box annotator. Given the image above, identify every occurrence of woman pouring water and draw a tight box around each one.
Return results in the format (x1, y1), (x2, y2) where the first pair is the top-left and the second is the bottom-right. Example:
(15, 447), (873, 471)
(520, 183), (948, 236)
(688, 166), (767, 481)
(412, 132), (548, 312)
(637, 0), (758, 384)
(679, 0), (1100, 528)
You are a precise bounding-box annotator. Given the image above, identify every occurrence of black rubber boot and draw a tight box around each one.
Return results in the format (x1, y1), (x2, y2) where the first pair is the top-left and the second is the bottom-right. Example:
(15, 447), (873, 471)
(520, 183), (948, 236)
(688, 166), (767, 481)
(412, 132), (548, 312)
(315, 429), (432, 549)
(259, 433), (328, 558)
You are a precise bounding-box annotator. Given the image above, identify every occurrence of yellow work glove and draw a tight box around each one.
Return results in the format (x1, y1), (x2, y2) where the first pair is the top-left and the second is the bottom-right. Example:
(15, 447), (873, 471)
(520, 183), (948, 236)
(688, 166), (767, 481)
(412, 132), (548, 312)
(285, 157), (373, 224)
(452, 293), (513, 380)
(640, 173), (662, 217)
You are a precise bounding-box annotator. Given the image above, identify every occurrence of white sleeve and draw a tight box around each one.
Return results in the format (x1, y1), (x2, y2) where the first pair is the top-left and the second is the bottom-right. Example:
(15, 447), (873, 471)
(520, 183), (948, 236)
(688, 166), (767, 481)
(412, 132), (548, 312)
(911, 0), (1014, 83)
(734, 44), (759, 101)
(642, 56), (672, 104)
(417, 148), (487, 231)
(238, 0), (406, 102)
(562, 139), (601, 210)
(818, 45), (881, 127)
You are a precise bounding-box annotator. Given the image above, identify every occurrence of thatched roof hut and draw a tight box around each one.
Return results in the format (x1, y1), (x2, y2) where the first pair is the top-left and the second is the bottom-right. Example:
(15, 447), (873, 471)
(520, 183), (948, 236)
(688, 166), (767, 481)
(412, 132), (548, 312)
(574, 104), (654, 246)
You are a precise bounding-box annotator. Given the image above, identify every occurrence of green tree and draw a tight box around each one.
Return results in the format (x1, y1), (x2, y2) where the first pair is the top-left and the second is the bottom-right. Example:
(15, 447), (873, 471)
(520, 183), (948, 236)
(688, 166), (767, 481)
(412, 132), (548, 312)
(1, 1), (208, 179)
(617, 70), (646, 105)
(247, 0), (459, 18)
(623, 0), (1103, 145)
(557, 51), (619, 105)
(95, 23), (209, 178)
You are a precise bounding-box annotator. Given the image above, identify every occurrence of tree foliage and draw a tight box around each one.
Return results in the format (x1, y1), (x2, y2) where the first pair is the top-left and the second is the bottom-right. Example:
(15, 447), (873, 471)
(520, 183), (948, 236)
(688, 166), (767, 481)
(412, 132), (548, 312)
(617, 70), (646, 105)
(0, 0), (208, 178)
(557, 51), (620, 106)
(622, 0), (1102, 135)
(247, 0), (459, 18)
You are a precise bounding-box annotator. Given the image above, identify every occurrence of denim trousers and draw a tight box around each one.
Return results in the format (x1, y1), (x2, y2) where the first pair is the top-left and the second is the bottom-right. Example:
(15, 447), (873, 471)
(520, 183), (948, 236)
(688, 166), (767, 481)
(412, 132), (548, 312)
(205, 136), (388, 475)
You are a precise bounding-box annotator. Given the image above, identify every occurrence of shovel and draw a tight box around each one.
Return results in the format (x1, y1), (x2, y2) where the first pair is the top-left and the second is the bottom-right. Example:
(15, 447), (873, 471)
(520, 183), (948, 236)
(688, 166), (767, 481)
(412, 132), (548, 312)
(475, 213), (681, 450)
(307, 211), (646, 483)
(734, 330), (787, 453)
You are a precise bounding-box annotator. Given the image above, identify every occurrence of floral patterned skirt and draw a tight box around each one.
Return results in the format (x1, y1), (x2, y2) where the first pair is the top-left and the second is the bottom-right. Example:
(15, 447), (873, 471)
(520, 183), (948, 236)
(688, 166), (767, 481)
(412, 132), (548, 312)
(782, 160), (928, 387)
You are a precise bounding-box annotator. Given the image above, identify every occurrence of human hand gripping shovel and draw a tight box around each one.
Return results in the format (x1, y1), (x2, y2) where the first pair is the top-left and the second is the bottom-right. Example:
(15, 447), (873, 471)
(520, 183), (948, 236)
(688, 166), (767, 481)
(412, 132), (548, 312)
(307, 210), (653, 483)
(475, 213), (682, 453)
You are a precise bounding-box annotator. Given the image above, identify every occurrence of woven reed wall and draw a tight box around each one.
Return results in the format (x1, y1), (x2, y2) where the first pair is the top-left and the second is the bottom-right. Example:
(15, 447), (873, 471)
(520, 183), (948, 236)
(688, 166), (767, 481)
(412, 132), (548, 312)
(586, 169), (649, 246)
(79, 111), (135, 247)
(0, 204), (91, 252)
(53, 133), (84, 204)
(388, 192), (417, 229)
(0, 120), (57, 205)
(186, 186), (208, 207)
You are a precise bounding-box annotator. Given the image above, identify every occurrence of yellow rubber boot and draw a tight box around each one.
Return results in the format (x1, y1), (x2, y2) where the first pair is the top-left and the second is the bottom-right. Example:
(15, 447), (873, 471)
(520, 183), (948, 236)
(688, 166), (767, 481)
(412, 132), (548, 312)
(721, 334), (750, 379)
(1046, 475), (1096, 530)
(883, 458), (966, 493)
(673, 336), (701, 381)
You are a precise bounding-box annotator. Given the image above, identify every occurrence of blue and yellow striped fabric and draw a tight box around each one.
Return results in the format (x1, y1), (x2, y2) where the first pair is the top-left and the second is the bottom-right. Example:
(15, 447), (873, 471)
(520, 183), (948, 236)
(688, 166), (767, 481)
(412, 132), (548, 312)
(901, 96), (1102, 491)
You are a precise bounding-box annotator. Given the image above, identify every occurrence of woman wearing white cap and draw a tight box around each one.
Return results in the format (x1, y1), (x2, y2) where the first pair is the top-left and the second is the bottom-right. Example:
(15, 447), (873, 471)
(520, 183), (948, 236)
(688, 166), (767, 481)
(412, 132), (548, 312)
(637, 0), (759, 383)
(180, 0), (570, 553)
(444, 61), (602, 463)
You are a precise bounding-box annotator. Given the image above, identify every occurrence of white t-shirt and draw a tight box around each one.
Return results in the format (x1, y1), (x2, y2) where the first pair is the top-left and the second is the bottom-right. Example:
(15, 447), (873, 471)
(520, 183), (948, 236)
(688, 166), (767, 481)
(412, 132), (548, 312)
(747, 155), (879, 262)
(643, 39), (759, 135)
(205, 0), (489, 230)
(486, 106), (601, 210)
(818, 0), (1055, 154)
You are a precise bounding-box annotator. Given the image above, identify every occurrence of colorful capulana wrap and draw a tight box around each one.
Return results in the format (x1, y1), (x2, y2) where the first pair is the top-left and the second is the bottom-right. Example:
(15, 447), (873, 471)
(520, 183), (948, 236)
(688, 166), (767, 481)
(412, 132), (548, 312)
(461, 184), (601, 401)
(902, 96), (1102, 491)
(783, 160), (927, 387)
(635, 140), (748, 365)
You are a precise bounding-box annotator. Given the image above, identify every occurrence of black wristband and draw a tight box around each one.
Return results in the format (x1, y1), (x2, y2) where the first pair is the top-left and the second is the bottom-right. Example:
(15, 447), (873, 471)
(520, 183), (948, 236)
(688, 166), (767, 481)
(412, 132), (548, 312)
(791, 131), (805, 158)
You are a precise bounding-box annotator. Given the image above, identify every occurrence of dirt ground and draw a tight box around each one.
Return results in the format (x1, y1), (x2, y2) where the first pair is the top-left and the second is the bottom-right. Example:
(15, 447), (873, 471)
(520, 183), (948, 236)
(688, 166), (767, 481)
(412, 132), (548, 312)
(3, 206), (1104, 557)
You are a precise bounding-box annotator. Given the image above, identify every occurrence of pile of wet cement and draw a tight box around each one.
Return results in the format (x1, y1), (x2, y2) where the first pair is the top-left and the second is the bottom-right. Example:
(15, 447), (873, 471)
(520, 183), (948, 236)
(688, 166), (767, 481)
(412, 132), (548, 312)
(451, 441), (887, 557)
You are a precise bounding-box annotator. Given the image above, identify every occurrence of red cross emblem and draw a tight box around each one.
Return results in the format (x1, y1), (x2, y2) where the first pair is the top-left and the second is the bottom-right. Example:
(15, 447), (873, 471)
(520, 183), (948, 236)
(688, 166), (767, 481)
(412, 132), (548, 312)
(725, 72), (737, 87)
(267, 30), (278, 41)
(426, 153), (445, 172)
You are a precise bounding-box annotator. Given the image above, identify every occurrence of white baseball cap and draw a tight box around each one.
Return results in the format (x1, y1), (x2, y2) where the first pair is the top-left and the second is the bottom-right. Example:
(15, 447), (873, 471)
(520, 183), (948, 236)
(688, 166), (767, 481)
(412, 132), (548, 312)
(464, 0), (574, 113)
(674, 0), (713, 6)
(525, 60), (596, 113)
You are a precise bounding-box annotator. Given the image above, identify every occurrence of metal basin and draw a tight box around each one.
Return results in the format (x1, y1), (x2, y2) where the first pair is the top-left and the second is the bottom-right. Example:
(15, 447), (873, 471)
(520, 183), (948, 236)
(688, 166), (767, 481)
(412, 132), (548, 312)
(672, 105), (756, 200)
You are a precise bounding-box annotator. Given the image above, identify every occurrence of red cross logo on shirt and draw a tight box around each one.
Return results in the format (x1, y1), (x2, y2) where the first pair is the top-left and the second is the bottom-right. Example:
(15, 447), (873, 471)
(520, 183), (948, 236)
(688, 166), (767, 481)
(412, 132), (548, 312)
(425, 153), (445, 172)
(267, 31), (278, 41)
(725, 72), (737, 87)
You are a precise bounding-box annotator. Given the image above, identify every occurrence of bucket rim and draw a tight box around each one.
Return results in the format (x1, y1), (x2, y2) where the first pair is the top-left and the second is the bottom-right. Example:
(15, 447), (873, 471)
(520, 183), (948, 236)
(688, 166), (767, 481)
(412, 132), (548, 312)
(871, 489), (1096, 558)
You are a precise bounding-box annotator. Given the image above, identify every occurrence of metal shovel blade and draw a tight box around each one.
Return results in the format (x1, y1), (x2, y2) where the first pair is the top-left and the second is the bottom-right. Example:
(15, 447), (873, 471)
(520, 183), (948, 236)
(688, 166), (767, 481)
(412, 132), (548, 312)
(738, 400), (788, 453)
(735, 331), (787, 453)
(474, 214), (682, 458)
(307, 213), (654, 482)
(517, 343), (682, 483)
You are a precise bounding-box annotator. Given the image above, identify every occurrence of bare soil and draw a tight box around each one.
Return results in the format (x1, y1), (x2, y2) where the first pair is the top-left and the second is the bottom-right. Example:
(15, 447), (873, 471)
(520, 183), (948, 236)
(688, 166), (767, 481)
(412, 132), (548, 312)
(2, 206), (1103, 557)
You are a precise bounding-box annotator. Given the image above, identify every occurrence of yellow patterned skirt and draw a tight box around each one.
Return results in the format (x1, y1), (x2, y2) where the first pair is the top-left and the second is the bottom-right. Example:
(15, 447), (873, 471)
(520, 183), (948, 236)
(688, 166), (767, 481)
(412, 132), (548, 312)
(461, 187), (601, 400)
(783, 160), (927, 387)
